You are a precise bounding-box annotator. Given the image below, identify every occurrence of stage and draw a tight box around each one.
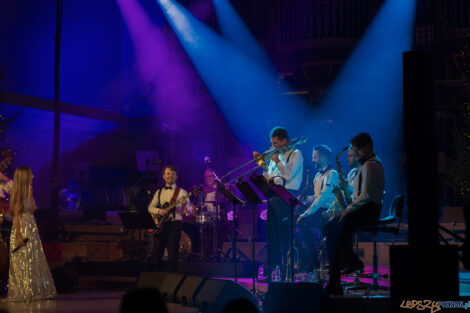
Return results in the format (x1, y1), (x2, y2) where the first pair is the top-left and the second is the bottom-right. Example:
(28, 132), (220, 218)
(2, 271), (470, 313)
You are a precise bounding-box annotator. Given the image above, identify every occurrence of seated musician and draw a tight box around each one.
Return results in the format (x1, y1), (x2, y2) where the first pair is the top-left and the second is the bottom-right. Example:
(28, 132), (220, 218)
(296, 145), (338, 272)
(202, 168), (223, 216)
(324, 133), (385, 295)
(201, 168), (228, 257)
(148, 165), (194, 272)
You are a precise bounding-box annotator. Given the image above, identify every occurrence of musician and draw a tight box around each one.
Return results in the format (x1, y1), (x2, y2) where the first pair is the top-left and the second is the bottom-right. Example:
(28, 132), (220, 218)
(325, 133), (385, 295)
(201, 168), (227, 257)
(254, 127), (303, 278)
(296, 145), (338, 271)
(346, 146), (361, 194)
(329, 146), (361, 213)
(202, 168), (224, 215)
(148, 165), (194, 272)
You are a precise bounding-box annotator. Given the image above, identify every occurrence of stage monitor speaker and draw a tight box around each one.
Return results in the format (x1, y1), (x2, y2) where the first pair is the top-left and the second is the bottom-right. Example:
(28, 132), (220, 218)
(137, 271), (168, 289)
(137, 272), (187, 302)
(159, 273), (186, 302)
(263, 282), (325, 313)
(194, 278), (258, 313)
(175, 275), (207, 306)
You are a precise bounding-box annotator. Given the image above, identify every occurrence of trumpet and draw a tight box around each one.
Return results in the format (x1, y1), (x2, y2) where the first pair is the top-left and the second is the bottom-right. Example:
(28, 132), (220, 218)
(220, 136), (308, 184)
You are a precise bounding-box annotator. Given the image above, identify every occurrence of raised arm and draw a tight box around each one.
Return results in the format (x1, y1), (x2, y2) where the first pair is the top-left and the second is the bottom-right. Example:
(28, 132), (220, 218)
(276, 150), (303, 182)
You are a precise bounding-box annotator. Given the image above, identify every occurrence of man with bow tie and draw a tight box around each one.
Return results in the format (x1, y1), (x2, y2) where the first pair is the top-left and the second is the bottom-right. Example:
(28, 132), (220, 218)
(148, 165), (194, 271)
(296, 144), (339, 272)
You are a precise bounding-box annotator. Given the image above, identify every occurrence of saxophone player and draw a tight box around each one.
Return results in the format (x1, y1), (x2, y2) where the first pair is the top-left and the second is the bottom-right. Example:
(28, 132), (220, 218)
(324, 133), (385, 295)
(327, 146), (361, 219)
(345, 146), (361, 201)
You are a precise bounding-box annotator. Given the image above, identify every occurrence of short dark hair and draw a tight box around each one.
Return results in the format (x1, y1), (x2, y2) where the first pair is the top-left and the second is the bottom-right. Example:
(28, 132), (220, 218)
(313, 145), (332, 161)
(270, 127), (289, 141)
(162, 165), (178, 175)
(350, 132), (373, 149)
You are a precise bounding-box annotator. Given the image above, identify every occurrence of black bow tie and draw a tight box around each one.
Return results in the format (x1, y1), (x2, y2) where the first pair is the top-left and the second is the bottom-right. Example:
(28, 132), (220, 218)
(164, 186), (173, 190)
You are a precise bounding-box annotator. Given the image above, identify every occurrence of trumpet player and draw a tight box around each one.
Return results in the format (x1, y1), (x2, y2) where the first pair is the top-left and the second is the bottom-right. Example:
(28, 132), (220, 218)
(254, 127), (303, 279)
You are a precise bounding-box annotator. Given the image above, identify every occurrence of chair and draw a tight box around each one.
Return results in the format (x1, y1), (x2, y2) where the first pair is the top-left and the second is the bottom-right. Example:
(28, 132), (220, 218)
(344, 195), (405, 293)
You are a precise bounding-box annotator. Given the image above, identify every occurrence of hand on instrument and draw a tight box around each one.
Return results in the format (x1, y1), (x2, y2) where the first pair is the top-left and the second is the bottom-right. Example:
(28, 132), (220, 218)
(178, 198), (188, 206)
(270, 153), (280, 164)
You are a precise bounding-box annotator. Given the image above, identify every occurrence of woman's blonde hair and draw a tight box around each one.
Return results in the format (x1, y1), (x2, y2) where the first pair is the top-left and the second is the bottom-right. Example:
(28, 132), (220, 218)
(9, 166), (33, 216)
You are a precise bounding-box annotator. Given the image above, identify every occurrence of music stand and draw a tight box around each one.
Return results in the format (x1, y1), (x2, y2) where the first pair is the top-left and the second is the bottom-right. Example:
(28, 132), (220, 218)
(249, 173), (271, 199)
(268, 184), (303, 282)
(118, 211), (155, 263)
(236, 180), (264, 295)
(217, 182), (245, 282)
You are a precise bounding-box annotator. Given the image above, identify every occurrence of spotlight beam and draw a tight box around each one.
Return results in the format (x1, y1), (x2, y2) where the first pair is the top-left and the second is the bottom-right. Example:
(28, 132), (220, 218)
(157, 0), (309, 147)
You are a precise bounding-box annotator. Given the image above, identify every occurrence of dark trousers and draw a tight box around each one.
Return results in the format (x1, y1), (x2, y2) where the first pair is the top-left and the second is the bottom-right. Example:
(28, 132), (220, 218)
(296, 207), (329, 271)
(322, 202), (381, 287)
(153, 221), (182, 272)
(267, 196), (293, 277)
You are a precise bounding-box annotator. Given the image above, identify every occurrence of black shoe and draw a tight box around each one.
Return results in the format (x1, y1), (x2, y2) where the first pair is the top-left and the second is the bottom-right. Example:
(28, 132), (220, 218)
(341, 259), (364, 275)
(325, 283), (344, 296)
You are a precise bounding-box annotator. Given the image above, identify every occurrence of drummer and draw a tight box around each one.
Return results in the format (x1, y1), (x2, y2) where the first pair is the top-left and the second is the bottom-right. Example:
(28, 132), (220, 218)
(202, 168), (225, 218)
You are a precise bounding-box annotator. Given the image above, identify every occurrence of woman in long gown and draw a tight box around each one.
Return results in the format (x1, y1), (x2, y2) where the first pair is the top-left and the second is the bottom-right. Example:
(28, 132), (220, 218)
(7, 166), (56, 301)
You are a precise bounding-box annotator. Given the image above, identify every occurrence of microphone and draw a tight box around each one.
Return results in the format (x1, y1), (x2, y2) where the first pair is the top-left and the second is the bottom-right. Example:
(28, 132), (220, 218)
(12, 238), (28, 253)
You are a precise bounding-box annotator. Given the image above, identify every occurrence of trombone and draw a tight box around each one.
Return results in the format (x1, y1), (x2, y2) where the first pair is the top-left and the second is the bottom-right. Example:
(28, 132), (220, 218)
(220, 136), (308, 184)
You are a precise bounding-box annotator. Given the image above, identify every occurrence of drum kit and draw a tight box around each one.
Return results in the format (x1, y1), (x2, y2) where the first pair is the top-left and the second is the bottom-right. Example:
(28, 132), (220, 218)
(179, 198), (230, 262)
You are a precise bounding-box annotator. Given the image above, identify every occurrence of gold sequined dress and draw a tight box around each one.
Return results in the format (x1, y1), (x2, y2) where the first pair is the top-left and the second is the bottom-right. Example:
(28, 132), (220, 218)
(7, 198), (57, 301)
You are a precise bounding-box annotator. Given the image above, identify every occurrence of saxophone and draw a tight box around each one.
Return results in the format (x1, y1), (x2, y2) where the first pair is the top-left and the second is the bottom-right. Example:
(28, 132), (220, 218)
(328, 146), (352, 220)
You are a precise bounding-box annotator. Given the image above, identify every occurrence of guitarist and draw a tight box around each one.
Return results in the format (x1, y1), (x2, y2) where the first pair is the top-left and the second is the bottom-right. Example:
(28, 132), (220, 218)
(148, 165), (194, 272)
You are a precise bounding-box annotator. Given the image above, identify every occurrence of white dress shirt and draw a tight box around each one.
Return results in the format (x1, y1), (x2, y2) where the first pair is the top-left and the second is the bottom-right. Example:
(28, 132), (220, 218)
(347, 167), (360, 198)
(204, 185), (217, 213)
(147, 184), (193, 221)
(304, 166), (339, 216)
(263, 149), (303, 191)
(346, 155), (385, 213)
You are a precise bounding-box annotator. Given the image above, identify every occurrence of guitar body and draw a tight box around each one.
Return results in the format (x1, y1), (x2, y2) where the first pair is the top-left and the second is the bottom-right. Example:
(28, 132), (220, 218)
(148, 187), (202, 237)
(148, 202), (172, 236)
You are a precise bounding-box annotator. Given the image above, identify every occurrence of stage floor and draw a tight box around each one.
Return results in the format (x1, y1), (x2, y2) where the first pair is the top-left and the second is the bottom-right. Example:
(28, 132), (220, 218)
(0, 269), (468, 313)
(0, 290), (198, 313)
